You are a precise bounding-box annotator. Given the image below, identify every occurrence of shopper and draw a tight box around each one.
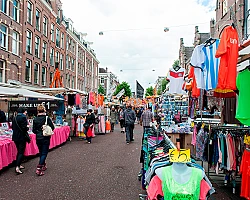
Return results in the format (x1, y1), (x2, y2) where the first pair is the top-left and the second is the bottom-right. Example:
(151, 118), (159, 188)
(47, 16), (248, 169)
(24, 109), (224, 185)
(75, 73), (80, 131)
(12, 107), (30, 174)
(119, 107), (125, 133)
(110, 106), (117, 132)
(124, 102), (136, 144)
(84, 109), (95, 144)
(140, 106), (154, 133)
(32, 104), (54, 176)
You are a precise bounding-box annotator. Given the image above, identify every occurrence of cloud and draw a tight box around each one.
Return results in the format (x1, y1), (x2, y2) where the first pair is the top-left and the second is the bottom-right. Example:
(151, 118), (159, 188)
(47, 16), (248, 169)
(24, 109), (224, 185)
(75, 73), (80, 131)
(61, 0), (216, 91)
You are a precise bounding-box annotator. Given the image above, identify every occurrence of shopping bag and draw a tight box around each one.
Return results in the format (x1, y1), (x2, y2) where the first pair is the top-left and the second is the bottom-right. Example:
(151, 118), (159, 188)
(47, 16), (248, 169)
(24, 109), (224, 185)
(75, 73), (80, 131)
(87, 127), (93, 137)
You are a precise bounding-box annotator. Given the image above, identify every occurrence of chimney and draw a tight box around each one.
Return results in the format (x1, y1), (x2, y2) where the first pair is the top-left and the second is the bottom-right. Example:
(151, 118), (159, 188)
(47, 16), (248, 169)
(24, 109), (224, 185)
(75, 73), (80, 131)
(210, 19), (215, 38)
(106, 67), (108, 73)
(195, 26), (199, 34)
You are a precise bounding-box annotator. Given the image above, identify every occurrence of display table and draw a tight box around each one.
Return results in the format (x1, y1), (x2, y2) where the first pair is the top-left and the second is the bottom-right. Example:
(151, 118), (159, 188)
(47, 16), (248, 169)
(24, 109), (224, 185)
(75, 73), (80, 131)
(0, 126), (70, 171)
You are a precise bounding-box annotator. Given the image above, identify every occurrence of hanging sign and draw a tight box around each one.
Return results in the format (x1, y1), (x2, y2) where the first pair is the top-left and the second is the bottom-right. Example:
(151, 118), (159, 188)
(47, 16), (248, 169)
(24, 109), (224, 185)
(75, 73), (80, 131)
(9, 100), (59, 112)
(115, 89), (125, 99)
(169, 149), (191, 163)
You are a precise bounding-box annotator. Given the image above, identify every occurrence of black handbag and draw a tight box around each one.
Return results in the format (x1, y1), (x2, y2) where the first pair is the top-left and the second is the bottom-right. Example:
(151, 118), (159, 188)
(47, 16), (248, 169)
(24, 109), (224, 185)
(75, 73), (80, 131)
(14, 117), (31, 143)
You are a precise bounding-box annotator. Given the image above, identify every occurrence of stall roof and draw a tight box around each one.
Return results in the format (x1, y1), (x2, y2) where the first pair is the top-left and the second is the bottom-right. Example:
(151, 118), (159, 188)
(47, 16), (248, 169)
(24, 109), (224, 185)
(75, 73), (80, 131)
(0, 86), (63, 100)
(29, 87), (88, 95)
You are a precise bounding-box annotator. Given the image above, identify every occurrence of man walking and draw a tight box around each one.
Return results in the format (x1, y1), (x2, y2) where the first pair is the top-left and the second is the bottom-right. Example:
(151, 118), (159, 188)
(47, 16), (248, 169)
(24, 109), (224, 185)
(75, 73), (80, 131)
(140, 106), (154, 133)
(123, 102), (136, 144)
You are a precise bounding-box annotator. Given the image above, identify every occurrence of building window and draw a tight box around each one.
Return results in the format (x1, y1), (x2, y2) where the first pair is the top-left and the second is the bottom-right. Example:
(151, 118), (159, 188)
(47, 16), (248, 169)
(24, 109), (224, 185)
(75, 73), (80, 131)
(56, 28), (60, 47)
(61, 33), (64, 49)
(42, 66), (46, 86)
(101, 77), (104, 85)
(0, 24), (8, 50)
(50, 72), (54, 85)
(13, 0), (20, 22)
(42, 41), (47, 61)
(72, 59), (74, 71)
(35, 36), (40, 58)
(34, 63), (39, 84)
(72, 76), (75, 89)
(222, 0), (228, 16)
(0, 60), (4, 83)
(66, 55), (68, 69)
(35, 9), (41, 31)
(1, 0), (7, 14)
(60, 54), (63, 70)
(55, 51), (59, 63)
(68, 56), (71, 70)
(26, 30), (32, 54)
(68, 75), (71, 88)
(66, 36), (69, 50)
(50, 48), (54, 66)
(43, 16), (48, 36)
(27, 1), (33, 24)
(25, 59), (31, 82)
(51, 23), (54, 42)
(12, 31), (19, 55)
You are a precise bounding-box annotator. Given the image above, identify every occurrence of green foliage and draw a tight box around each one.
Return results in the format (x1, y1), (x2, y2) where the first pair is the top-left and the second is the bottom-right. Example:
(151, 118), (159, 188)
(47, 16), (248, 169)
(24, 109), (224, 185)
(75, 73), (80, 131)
(172, 59), (180, 67)
(145, 86), (154, 97)
(114, 81), (132, 97)
(98, 85), (105, 95)
(157, 78), (169, 95)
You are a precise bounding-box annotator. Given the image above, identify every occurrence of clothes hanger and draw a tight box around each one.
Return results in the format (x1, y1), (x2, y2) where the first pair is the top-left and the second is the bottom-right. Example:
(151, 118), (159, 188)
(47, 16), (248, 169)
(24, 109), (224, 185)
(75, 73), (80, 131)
(204, 38), (217, 47)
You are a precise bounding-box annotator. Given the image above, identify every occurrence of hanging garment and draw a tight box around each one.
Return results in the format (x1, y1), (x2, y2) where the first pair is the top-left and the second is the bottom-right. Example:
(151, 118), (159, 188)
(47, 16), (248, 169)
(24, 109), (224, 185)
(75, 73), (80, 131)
(188, 67), (200, 98)
(240, 150), (250, 199)
(167, 67), (186, 95)
(161, 165), (203, 200)
(215, 26), (239, 91)
(236, 70), (250, 126)
(222, 97), (239, 124)
(196, 128), (208, 160)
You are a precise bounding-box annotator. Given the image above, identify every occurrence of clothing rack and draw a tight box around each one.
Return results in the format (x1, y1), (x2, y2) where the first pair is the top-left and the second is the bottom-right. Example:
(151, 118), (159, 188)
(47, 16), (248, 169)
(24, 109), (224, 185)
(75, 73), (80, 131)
(207, 126), (250, 194)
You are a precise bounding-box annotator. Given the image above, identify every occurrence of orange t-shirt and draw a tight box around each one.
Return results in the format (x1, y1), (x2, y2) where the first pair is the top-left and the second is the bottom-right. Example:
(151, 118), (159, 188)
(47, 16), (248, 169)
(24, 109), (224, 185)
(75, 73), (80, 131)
(215, 26), (239, 90)
(188, 66), (200, 98)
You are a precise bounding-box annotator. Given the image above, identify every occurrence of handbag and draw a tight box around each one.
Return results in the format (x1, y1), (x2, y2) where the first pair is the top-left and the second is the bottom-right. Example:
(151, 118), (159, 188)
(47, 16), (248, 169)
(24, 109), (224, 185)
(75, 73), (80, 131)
(42, 116), (54, 136)
(14, 117), (31, 143)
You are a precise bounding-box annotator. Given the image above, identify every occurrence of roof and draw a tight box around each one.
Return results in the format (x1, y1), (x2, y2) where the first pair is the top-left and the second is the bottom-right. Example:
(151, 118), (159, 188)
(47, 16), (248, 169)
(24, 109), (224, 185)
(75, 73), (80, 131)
(200, 33), (210, 44)
(99, 68), (107, 73)
(184, 47), (194, 60)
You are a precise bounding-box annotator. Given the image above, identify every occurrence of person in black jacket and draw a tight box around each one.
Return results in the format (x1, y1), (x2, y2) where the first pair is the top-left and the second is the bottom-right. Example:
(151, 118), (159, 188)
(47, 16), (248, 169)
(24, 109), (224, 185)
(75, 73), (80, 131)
(12, 107), (29, 174)
(123, 102), (136, 144)
(32, 104), (54, 176)
(84, 109), (95, 144)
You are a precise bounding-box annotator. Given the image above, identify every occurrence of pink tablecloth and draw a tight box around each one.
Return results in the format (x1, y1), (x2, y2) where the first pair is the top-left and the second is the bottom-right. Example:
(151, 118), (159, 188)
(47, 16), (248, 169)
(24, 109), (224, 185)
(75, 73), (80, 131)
(0, 126), (70, 170)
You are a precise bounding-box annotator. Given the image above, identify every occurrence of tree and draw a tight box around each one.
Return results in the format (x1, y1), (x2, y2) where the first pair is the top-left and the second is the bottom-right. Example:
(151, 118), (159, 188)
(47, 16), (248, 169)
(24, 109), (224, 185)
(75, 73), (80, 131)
(172, 59), (180, 67)
(145, 86), (154, 97)
(157, 78), (169, 95)
(98, 85), (105, 95)
(114, 81), (132, 97)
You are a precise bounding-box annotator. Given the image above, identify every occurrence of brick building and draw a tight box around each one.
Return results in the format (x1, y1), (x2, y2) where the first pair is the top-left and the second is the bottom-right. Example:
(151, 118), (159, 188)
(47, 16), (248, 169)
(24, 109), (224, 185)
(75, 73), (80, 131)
(210, 0), (245, 41)
(64, 18), (99, 93)
(0, 0), (23, 84)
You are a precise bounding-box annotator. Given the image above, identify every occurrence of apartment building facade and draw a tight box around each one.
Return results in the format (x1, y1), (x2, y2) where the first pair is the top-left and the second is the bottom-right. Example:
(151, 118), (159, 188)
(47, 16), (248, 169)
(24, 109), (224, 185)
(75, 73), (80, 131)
(0, 0), (23, 84)
(0, 0), (99, 93)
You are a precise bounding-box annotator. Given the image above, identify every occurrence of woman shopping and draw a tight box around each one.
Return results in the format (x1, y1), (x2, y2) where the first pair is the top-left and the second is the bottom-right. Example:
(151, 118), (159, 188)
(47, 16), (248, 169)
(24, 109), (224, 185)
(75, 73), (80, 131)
(32, 104), (54, 176)
(84, 109), (95, 144)
(12, 107), (30, 174)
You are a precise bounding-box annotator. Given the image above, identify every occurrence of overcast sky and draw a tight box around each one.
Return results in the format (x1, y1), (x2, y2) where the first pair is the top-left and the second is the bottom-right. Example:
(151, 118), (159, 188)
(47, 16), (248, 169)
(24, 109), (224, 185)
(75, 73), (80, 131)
(61, 0), (216, 91)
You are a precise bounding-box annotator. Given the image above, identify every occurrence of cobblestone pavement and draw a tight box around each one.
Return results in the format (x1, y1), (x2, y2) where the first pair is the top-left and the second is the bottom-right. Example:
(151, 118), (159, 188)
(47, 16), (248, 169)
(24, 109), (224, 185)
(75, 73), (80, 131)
(0, 124), (244, 200)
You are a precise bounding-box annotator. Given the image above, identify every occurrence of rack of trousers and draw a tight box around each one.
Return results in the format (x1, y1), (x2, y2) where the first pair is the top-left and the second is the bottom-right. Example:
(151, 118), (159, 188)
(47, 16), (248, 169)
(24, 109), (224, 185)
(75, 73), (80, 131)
(139, 126), (215, 200)
(205, 126), (250, 198)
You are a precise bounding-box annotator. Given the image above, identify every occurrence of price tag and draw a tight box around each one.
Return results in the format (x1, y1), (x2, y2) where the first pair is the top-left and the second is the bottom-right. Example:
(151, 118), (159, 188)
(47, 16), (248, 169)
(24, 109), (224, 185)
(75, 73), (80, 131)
(169, 149), (191, 163)
(0, 122), (9, 130)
